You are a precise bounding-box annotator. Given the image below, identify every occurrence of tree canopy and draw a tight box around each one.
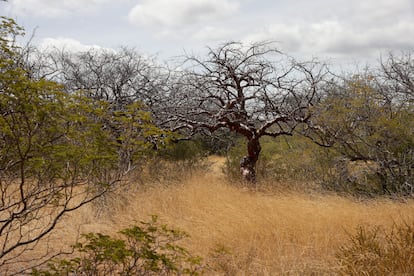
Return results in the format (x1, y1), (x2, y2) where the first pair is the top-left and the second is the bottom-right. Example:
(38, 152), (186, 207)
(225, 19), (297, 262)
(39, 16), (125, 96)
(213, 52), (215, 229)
(155, 42), (327, 182)
(0, 17), (165, 273)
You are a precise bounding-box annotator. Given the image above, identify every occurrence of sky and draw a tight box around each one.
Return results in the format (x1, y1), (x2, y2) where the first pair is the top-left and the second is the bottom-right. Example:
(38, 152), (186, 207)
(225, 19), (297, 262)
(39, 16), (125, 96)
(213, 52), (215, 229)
(1, 0), (414, 66)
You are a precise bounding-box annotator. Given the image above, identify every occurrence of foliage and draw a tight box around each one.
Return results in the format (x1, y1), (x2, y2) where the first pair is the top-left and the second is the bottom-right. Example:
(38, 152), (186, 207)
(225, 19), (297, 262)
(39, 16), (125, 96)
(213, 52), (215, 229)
(137, 136), (211, 184)
(224, 135), (335, 185)
(0, 16), (24, 57)
(32, 216), (204, 275)
(156, 42), (326, 183)
(308, 74), (414, 196)
(108, 101), (170, 172)
(337, 222), (414, 275)
(158, 137), (208, 162)
(0, 17), (165, 273)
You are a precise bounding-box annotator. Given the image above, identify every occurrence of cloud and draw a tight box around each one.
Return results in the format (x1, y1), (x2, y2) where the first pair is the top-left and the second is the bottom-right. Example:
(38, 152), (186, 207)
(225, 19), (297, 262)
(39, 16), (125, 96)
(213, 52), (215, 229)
(4, 0), (412, 64)
(342, 0), (413, 27)
(38, 37), (114, 53)
(6, 0), (109, 18)
(126, 0), (413, 59)
(128, 0), (240, 28)
(191, 26), (236, 41)
(245, 21), (414, 58)
(243, 24), (303, 52)
(243, 0), (414, 60)
(324, 22), (414, 54)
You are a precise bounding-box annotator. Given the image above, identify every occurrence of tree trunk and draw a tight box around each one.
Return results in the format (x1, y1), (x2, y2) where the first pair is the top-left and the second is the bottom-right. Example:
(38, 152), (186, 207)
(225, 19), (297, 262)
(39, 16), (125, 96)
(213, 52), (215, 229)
(240, 137), (261, 183)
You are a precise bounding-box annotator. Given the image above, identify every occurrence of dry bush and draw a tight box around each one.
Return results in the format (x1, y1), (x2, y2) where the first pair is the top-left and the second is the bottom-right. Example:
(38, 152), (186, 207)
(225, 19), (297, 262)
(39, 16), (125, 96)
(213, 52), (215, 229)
(144, 157), (211, 184)
(88, 155), (212, 219)
(337, 222), (414, 275)
(112, 169), (414, 275)
(10, 162), (414, 275)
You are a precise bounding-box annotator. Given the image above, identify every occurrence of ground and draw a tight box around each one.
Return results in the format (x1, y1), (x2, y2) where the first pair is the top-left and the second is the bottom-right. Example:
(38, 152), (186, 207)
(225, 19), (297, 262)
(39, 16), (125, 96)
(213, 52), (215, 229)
(7, 157), (414, 275)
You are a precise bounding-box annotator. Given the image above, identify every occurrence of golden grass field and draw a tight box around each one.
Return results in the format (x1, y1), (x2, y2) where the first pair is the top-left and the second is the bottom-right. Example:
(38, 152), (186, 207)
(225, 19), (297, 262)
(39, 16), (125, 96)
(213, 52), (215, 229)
(29, 156), (414, 275)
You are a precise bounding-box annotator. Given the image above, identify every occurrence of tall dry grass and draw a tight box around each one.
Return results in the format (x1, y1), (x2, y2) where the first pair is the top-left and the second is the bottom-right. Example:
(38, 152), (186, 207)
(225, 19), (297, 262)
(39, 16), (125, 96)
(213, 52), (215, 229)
(22, 157), (414, 275)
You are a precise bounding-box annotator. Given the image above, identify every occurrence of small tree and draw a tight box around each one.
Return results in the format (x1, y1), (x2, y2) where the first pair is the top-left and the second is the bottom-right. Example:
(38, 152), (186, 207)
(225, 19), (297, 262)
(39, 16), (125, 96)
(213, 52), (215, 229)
(306, 71), (414, 196)
(0, 17), (162, 273)
(33, 216), (203, 275)
(157, 42), (326, 182)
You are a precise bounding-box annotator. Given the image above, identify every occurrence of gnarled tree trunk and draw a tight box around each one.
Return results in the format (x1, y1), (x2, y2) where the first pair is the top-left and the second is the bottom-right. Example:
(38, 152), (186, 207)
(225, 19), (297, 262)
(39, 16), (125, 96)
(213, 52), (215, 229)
(240, 137), (261, 183)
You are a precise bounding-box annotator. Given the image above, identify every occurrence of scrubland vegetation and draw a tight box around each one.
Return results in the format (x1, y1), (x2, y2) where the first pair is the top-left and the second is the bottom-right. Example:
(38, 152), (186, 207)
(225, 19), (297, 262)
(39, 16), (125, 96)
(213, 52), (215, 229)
(27, 163), (414, 275)
(1, 17), (414, 275)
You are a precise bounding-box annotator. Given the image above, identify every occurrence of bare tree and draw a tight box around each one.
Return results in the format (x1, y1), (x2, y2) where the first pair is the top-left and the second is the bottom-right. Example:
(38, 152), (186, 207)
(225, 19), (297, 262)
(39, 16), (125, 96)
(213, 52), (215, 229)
(35, 47), (171, 162)
(43, 47), (169, 107)
(157, 42), (326, 183)
(378, 51), (414, 108)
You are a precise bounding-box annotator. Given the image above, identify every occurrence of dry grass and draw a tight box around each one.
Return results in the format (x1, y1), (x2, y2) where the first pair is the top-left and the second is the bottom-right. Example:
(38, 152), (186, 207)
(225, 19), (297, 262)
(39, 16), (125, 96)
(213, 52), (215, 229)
(18, 156), (414, 275)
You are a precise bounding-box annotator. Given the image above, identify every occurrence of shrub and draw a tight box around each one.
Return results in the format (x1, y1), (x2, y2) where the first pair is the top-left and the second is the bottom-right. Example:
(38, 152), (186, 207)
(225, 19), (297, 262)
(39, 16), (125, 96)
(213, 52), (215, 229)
(158, 138), (208, 162)
(309, 74), (414, 197)
(224, 136), (332, 184)
(0, 17), (163, 271)
(32, 216), (204, 275)
(337, 222), (414, 275)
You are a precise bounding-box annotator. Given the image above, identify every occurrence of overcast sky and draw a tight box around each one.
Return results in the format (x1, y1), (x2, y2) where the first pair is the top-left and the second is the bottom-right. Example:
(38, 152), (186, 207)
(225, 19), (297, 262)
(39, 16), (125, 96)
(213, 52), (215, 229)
(1, 0), (413, 65)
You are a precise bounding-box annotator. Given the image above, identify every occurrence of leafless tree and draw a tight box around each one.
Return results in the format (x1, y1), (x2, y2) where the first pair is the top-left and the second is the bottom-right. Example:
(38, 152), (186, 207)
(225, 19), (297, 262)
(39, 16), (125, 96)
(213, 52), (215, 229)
(36, 47), (171, 155)
(378, 51), (414, 109)
(157, 42), (327, 183)
(42, 47), (169, 108)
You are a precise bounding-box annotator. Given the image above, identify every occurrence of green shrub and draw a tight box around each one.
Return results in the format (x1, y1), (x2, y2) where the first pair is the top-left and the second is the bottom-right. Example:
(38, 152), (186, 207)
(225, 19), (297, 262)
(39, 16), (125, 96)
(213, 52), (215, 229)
(32, 216), (204, 275)
(223, 134), (393, 196)
(158, 138), (208, 162)
(141, 138), (210, 183)
(310, 75), (414, 197)
(224, 135), (333, 184)
(337, 222), (414, 275)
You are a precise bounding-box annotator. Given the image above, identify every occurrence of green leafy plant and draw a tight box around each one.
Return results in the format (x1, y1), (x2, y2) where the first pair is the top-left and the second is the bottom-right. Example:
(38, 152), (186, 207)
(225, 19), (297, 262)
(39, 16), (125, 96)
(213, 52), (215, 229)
(32, 216), (204, 275)
(0, 17), (167, 273)
(224, 135), (332, 187)
(308, 74), (414, 196)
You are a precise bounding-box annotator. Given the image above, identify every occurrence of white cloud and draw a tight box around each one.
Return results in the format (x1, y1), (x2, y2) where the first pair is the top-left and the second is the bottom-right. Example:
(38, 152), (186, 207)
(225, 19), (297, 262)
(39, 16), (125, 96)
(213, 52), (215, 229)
(324, 22), (414, 54)
(242, 0), (414, 61)
(243, 24), (303, 52)
(344, 0), (413, 27)
(191, 26), (236, 41)
(130, 0), (412, 59)
(128, 0), (240, 28)
(6, 0), (109, 18)
(38, 37), (114, 53)
(3, 0), (412, 64)
(249, 21), (413, 53)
